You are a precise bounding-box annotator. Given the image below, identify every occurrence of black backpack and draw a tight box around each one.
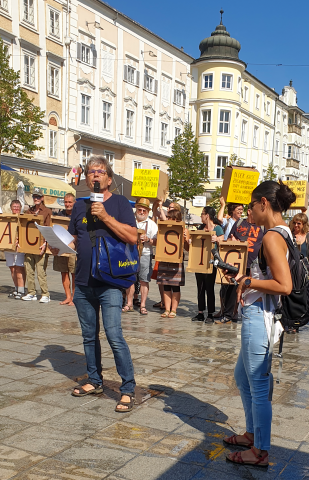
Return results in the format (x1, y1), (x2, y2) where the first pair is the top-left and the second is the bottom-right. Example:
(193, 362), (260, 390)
(259, 226), (309, 399)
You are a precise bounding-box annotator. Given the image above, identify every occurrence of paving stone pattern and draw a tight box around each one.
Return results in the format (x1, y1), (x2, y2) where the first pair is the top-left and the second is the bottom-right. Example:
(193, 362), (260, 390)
(0, 259), (308, 479)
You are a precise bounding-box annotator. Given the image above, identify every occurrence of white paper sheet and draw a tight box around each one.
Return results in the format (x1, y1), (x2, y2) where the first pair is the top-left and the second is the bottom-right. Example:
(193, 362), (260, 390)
(35, 222), (76, 256)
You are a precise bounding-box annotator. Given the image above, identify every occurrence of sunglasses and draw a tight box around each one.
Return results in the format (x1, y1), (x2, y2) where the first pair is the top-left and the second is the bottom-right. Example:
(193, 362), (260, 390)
(33, 195), (42, 199)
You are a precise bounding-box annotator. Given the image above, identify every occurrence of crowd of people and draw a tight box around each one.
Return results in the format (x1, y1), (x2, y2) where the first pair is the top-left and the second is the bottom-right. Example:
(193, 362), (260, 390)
(2, 154), (307, 467)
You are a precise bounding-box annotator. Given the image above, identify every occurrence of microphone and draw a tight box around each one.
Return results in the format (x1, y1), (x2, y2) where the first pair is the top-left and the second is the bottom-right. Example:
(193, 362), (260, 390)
(90, 181), (104, 203)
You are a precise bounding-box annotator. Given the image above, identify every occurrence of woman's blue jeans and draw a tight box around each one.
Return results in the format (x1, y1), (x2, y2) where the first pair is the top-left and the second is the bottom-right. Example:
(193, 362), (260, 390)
(73, 284), (135, 394)
(234, 301), (272, 450)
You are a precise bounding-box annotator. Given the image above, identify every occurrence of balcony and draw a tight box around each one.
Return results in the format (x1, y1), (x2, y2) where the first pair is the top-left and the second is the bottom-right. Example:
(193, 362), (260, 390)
(288, 123), (302, 136)
(286, 158), (300, 169)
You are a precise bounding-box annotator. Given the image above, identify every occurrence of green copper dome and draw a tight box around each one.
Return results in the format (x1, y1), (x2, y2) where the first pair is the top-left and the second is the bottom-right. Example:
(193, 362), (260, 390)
(198, 11), (241, 61)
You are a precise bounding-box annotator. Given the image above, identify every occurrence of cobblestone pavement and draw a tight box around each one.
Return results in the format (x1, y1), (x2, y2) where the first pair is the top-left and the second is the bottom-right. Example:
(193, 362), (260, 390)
(0, 259), (309, 479)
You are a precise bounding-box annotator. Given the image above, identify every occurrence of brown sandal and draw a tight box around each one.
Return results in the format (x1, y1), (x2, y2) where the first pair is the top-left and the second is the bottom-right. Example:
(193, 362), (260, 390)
(71, 382), (103, 397)
(140, 306), (148, 315)
(122, 305), (134, 313)
(115, 393), (135, 413)
(226, 447), (269, 468)
(223, 432), (254, 448)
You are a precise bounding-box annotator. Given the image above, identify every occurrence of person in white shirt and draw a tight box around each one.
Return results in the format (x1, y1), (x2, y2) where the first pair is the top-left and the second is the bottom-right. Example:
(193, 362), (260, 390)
(122, 198), (157, 315)
(5, 200), (26, 300)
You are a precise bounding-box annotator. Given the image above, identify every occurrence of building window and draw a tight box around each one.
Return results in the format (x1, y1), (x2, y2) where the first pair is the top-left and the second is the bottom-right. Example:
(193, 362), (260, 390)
(81, 94), (90, 125)
(202, 155), (209, 177)
(48, 65), (59, 97)
(277, 111), (281, 124)
(145, 116), (152, 143)
(216, 156), (227, 179)
(23, 0), (34, 24)
(219, 110), (230, 134)
(102, 51), (113, 77)
(237, 77), (241, 94)
(244, 86), (248, 102)
(24, 54), (35, 88)
(126, 110), (134, 137)
(266, 101), (270, 115)
(162, 81), (170, 103)
(144, 74), (157, 94)
(161, 122), (168, 147)
(288, 145), (292, 158)
(152, 164), (160, 170)
(82, 45), (91, 65)
(134, 161), (142, 170)
(174, 89), (185, 107)
(283, 114), (287, 125)
(241, 120), (247, 143)
(175, 127), (181, 138)
(264, 131), (269, 152)
(124, 65), (139, 86)
(275, 140), (279, 155)
(221, 74), (232, 90)
(81, 147), (92, 166)
(283, 143), (286, 158)
(253, 126), (259, 148)
(49, 130), (57, 158)
(0, 0), (8, 11)
(49, 9), (60, 38)
(202, 110), (211, 134)
(102, 101), (111, 131)
(203, 74), (213, 89)
(255, 94), (260, 110)
(105, 151), (114, 170)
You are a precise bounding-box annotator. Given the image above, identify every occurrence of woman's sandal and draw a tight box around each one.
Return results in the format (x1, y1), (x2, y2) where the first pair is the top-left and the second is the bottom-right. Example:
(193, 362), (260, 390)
(122, 305), (134, 313)
(133, 299), (141, 307)
(226, 447), (269, 468)
(161, 310), (170, 318)
(71, 382), (103, 397)
(153, 301), (164, 309)
(223, 432), (254, 448)
(140, 306), (148, 315)
(168, 310), (177, 318)
(115, 393), (135, 413)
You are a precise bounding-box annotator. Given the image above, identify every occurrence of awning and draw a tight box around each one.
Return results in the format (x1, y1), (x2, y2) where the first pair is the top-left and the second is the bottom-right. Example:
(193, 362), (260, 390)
(1, 170), (75, 197)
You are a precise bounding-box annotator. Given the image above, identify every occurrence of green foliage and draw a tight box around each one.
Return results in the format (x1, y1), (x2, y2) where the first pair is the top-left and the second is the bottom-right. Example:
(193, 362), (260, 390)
(263, 163), (277, 181)
(0, 38), (45, 160)
(167, 122), (209, 202)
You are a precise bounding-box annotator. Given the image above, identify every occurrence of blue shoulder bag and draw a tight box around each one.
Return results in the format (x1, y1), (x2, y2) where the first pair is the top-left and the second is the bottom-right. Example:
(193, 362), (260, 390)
(86, 202), (139, 289)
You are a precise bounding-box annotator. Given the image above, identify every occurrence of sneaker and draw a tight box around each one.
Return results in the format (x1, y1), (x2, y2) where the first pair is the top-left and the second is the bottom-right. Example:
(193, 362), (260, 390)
(22, 294), (37, 301)
(14, 293), (22, 300)
(39, 296), (50, 303)
(214, 317), (232, 324)
(191, 313), (204, 322)
(8, 291), (18, 298)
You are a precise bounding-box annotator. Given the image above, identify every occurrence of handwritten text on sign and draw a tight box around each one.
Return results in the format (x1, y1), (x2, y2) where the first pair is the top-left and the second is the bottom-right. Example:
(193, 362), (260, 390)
(283, 181), (309, 209)
(227, 170), (260, 204)
(131, 169), (160, 198)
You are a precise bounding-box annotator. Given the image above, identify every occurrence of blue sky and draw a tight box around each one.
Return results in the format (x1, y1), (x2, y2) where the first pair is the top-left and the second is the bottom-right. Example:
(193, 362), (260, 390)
(107, 0), (309, 111)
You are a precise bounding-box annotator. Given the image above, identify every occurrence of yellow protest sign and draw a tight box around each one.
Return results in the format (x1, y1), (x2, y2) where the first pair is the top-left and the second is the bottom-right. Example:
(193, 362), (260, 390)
(131, 169), (169, 200)
(221, 166), (260, 204)
(283, 180), (309, 209)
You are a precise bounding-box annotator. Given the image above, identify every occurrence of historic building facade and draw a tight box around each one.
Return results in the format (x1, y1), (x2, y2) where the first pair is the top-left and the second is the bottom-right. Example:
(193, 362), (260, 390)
(189, 14), (309, 200)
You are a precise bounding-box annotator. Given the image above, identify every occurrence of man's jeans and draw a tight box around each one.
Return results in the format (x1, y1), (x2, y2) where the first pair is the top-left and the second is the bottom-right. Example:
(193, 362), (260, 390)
(74, 284), (135, 394)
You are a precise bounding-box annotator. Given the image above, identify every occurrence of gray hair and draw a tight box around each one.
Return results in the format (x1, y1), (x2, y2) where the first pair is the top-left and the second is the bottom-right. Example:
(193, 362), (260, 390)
(84, 155), (113, 179)
(64, 193), (76, 201)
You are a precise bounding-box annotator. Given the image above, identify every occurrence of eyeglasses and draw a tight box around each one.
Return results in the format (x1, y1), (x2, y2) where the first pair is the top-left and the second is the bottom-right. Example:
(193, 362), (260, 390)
(137, 209), (148, 213)
(250, 200), (259, 209)
(88, 169), (107, 176)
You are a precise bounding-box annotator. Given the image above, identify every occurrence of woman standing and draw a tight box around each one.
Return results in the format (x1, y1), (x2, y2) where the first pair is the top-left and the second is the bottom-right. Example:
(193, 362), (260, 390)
(191, 206), (224, 323)
(223, 180), (295, 467)
(290, 213), (309, 259)
(157, 209), (189, 318)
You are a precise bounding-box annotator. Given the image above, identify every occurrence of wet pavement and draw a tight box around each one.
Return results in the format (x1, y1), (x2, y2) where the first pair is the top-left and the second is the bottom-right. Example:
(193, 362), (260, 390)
(0, 259), (309, 479)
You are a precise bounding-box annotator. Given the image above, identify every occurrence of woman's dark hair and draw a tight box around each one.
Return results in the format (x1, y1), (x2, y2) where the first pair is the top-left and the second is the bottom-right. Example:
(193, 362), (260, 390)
(252, 180), (296, 213)
(227, 203), (243, 216)
(202, 206), (222, 226)
(167, 209), (182, 222)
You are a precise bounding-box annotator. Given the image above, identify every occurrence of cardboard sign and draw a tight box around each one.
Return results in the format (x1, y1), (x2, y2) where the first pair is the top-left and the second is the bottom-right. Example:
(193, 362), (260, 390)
(131, 169), (169, 200)
(221, 166), (260, 204)
(283, 181), (309, 209)
(51, 216), (70, 229)
(155, 220), (184, 263)
(186, 230), (214, 273)
(215, 240), (248, 284)
(18, 215), (44, 254)
(0, 215), (19, 251)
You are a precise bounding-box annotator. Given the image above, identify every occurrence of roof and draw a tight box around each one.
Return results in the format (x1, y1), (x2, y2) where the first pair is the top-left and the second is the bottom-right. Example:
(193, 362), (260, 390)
(94, 1), (194, 61)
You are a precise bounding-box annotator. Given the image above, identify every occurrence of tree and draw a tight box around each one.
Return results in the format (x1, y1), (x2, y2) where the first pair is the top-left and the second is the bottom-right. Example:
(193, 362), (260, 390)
(0, 38), (45, 206)
(263, 163), (277, 181)
(167, 122), (209, 220)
